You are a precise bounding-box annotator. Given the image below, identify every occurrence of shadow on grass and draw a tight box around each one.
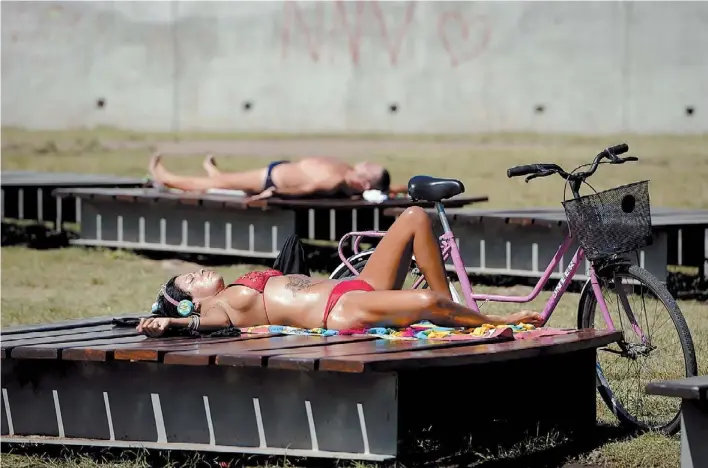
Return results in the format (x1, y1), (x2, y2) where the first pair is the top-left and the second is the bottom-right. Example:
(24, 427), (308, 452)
(1, 222), (78, 250)
(1, 424), (638, 468)
(395, 423), (638, 468)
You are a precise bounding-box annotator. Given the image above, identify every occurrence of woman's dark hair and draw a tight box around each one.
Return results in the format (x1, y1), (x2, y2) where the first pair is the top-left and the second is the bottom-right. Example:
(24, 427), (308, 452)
(153, 276), (192, 318)
(112, 275), (242, 338)
(376, 169), (391, 192)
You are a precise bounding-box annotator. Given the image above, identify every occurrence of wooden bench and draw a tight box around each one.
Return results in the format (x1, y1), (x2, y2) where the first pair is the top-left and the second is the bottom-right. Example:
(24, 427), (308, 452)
(646, 376), (708, 468)
(0, 317), (621, 461)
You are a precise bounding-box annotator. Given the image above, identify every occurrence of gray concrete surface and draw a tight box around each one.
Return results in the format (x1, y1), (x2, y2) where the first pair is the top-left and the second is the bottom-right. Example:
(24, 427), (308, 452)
(2, 1), (707, 135)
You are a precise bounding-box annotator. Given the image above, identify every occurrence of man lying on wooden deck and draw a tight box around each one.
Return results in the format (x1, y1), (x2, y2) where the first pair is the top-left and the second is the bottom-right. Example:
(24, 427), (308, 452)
(138, 206), (542, 337)
(148, 153), (409, 203)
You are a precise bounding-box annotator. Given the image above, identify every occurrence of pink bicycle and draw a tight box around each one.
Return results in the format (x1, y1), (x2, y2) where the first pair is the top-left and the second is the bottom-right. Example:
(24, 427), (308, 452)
(330, 144), (697, 435)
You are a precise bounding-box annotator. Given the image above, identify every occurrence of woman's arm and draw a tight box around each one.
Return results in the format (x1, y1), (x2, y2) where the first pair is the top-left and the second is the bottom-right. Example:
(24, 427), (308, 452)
(168, 306), (232, 331)
(137, 306), (232, 336)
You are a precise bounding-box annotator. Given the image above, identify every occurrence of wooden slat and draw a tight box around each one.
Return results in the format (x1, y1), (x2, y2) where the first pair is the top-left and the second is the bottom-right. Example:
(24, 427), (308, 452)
(215, 336), (385, 367)
(66, 333), (281, 362)
(11, 335), (149, 360)
(318, 330), (622, 373)
(1, 324), (117, 342)
(2, 328), (142, 356)
(170, 335), (379, 367)
(0, 314), (144, 335)
(269, 195), (489, 210)
(264, 333), (515, 371)
(61, 335), (241, 362)
(646, 376), (708, 401)
(0, 171), (144, 188)
(163, 334), (325, 366)
(53, 187), (488, 211)
(112, 336), (256, 362)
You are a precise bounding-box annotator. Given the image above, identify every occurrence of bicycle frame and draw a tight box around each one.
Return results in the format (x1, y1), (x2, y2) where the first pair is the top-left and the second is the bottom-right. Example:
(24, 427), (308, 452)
(336, 202), (648, 339)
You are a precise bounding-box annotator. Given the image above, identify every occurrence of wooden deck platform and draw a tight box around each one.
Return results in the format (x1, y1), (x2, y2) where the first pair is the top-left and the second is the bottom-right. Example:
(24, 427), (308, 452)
(0, 317), (621, 460)
(50, 187), (487, 260)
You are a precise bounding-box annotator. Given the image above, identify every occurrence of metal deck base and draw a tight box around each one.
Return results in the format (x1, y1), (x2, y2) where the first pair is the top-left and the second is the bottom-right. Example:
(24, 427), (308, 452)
(0, 437), (393, 462)
(53, 188), (486, 259)
(1, 360), (398, 460)
(72, 198), (292, 259)
(1, 171), (144, 226)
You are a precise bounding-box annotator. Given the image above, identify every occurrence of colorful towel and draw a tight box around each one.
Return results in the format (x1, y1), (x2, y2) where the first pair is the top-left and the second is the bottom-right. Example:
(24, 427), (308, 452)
(240, 321), (576, 341)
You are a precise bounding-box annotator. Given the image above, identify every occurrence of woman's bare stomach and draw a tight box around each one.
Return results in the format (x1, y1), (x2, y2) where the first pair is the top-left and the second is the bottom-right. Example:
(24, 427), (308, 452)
(263, 276), (341, 329)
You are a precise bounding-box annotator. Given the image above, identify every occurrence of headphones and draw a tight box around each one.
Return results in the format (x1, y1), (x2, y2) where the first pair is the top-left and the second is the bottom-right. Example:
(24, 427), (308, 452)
(153, 284), (195, 317)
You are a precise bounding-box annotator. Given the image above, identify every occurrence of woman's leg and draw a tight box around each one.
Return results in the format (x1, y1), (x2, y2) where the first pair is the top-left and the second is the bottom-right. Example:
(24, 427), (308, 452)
(150, 153), (266, 193)
(330, 289), (542, 330)
(357, 206), (452, 299)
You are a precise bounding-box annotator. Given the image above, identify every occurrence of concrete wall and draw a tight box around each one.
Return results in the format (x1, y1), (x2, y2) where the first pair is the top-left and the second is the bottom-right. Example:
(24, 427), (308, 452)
(2, 1), (707, 134)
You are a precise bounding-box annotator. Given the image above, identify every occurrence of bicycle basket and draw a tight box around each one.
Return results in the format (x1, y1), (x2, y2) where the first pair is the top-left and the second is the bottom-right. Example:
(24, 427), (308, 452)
(562, 181), (652, 261)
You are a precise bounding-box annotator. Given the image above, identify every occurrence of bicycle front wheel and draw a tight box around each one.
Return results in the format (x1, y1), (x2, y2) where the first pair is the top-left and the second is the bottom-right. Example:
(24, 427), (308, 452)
(579, 263), (697, 435)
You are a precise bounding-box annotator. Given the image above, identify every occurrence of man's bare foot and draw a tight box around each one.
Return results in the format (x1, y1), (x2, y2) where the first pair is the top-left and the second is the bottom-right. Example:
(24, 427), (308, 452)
(203, 154), (221, 177)
(148, 152), (172, 188)
(149, 152), (163, 179)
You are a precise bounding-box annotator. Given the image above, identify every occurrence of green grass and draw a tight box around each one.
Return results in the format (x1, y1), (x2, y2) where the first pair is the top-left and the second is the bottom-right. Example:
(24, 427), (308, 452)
(2, 129), (707, 468)
(2, 128), (707, 209)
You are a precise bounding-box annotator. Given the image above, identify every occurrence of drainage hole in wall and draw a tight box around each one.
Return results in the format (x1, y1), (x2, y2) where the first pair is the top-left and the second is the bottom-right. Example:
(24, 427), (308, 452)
(96, 98), (106, 109)
(534, 104), (545, 114)
(243, 101), (253, 112)
(685, 106), (695, 116)
(389, 103), (398, 114)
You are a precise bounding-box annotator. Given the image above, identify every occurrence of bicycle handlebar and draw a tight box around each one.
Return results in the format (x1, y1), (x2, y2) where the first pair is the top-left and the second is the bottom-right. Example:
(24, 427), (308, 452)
(507, 163), (561, 178)
(601, 143), (629, 161)
(506, 143), (637, 183)
(507, 164), (544, 177)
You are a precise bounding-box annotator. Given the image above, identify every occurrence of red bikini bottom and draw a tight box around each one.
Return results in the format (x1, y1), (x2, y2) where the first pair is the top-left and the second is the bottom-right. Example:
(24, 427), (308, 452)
(323, 279), (374, 328)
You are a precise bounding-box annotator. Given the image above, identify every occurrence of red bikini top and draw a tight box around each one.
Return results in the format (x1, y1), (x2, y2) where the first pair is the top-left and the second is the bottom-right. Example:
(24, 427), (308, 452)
(230, 269), (283, 293)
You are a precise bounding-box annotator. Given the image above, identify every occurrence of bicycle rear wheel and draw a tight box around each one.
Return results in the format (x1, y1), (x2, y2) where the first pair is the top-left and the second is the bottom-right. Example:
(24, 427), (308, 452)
(578, 263), (697, 435)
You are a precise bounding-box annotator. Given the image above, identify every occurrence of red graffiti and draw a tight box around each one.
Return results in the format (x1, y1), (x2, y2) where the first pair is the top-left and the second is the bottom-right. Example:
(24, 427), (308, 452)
(280, 1), (490, 68)
(333, 1), (366, 66)
(438, 11), (492, 68)
(281, 0), (416, 67)
(369, 1), (415, 66)
(280, 1), (325, 62)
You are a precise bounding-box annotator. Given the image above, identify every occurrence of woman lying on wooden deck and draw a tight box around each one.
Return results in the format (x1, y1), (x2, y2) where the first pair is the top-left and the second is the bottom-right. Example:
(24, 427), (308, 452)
(139, 206), (542, 337)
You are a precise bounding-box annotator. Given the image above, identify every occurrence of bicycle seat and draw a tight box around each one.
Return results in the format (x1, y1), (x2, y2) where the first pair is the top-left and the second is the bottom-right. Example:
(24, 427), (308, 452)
(407, 175), (465, 202)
